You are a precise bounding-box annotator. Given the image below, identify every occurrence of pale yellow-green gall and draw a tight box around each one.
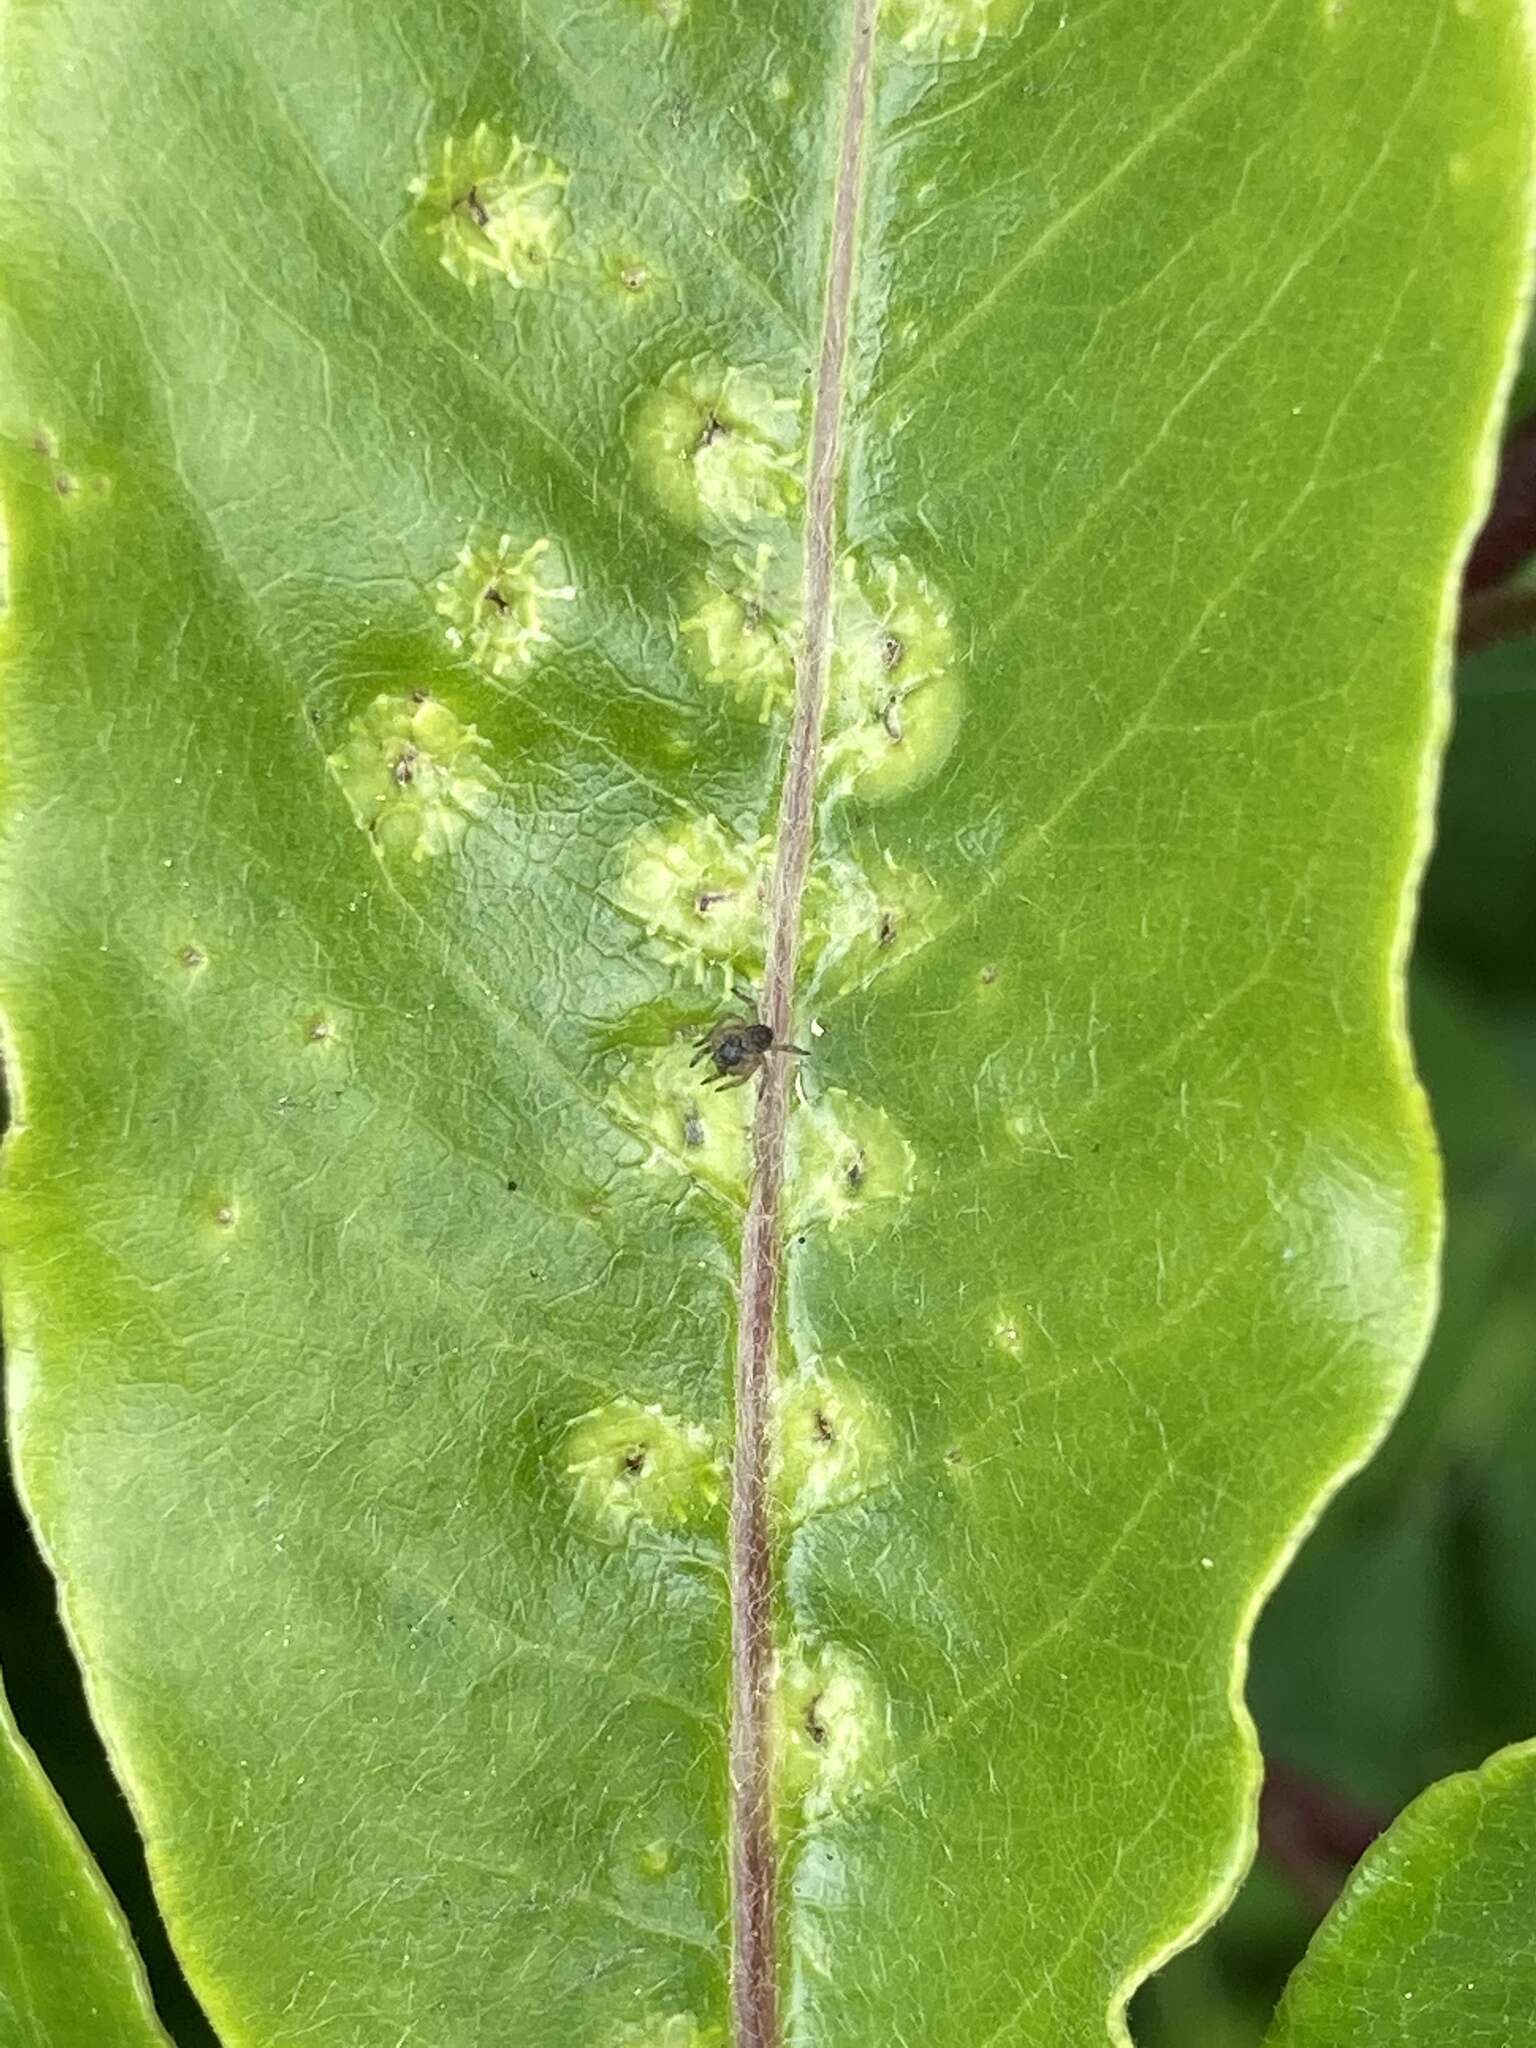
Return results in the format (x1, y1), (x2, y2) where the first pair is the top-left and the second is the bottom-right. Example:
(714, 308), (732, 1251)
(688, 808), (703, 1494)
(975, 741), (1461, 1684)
(788, 1086), (916, 1233)
(615, 814), (769, 983)
(634, 360), (803, 532)
(614, 2017), (722, 2048)
(564, 1399), (721, 1533)
(606, 1038), (753, 1206)
(882, 0), (1031, 53)
(815, 849), (939, 994)
(434, 532), (575, 679)
(823, 553), (963, 800)
(776, 1641), (887, 1816)
(327, 694), (496, 860)
(411, 124), (570, 289)
(775, 1366), (892, 1520)
(680, 544), (801, 720)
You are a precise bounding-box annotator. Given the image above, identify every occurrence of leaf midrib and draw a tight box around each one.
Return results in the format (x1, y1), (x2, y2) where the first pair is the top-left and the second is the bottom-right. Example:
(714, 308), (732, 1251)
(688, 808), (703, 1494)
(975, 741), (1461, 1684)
(726, 7), (879, 2045)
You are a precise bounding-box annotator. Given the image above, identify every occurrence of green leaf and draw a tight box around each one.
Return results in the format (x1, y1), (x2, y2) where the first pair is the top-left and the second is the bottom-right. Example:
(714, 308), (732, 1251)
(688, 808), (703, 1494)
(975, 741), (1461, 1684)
(0, 1675), (171, 2047)
(1248, 966), (1536, 1816)
(0, 4), (1529, 2045)
(1264, 1741), (1536, 2047)
(1135, 961), (1536, 2046)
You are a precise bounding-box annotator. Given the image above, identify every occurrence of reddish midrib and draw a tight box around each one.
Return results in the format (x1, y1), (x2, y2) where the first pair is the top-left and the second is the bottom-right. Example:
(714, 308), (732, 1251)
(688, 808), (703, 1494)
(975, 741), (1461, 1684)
(726, 6), (879, 2046)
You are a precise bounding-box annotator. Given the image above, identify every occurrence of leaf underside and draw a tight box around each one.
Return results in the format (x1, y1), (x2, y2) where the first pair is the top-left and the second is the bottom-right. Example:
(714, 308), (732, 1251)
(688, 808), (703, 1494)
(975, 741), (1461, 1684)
(0, 4), (1529, 2046)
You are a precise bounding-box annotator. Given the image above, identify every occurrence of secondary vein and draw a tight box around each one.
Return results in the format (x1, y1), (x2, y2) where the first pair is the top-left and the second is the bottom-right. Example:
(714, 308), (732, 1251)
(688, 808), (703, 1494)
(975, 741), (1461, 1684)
(727, 6), (878, 2046)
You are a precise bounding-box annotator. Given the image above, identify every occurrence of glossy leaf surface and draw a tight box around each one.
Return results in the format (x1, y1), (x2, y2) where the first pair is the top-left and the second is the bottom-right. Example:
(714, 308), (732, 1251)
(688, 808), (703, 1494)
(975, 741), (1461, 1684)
(0, 3), (1529, 2044)
(1265, 1741), (1536, 2047)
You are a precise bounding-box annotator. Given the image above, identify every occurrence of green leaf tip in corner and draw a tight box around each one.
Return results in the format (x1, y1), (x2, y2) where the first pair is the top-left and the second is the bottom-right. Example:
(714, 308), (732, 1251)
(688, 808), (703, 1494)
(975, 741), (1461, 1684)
(1265, 1742), (1536, 2048)
(0, 1676), (172, 2048)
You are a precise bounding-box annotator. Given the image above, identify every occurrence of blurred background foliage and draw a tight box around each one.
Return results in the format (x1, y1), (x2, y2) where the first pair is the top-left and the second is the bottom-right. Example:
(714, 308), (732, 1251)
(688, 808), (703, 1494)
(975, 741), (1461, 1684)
(2, 375), (1534, 2048)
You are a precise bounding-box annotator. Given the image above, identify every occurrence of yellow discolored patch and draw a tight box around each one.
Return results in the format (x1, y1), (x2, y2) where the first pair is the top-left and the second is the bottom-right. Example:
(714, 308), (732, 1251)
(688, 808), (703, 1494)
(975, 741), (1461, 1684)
(775, 1641), (888, 1815)
(775, 1366), (891, 1520)
(882, 0), (1031, 54)
(410, 124), (570, 289)
(823, 553), (963, 801)
(594, 246), (670, 310)
(615, 814), (769, 982)
(680, 544), (801, 721)
(434, 531), (575, 679)
(564, 1398), (722, 1533)
(613, 2017), (721, 2048)
(815, 848), (939, 993)
(634, 359), (803, 532)
(327, 693), (496, 861)
(606, 1037), (754, 1204)
(788, 1085), (916, 1233)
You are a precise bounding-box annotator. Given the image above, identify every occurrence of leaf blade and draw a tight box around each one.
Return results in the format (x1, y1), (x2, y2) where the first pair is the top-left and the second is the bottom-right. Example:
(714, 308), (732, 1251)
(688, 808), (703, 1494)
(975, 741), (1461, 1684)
(0, 3), (1530, 2045)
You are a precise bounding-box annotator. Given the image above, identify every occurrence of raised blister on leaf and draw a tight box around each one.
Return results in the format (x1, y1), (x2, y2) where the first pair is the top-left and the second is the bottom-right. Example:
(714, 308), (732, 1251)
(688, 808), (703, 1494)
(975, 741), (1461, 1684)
(410, 123), (571, 288)
(327, 693), (496, 860)
(775, 1365), (891, 1520)
(607, 1038), (753, 1203)
(680, 543), (800, 720)
(564, 1398), (722, 1534)
(634, 360), (803, 532)
(824, 554), (962, 800)
(788, 1085), (916, 1231)
(815, 848), (939, 992)
(776, 1641), (887, 1816)
(882, 0), (1030, 54)
(434, 531), (575, 678)
(594, 246), (670, 310)
(615, 814), (768, 981)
